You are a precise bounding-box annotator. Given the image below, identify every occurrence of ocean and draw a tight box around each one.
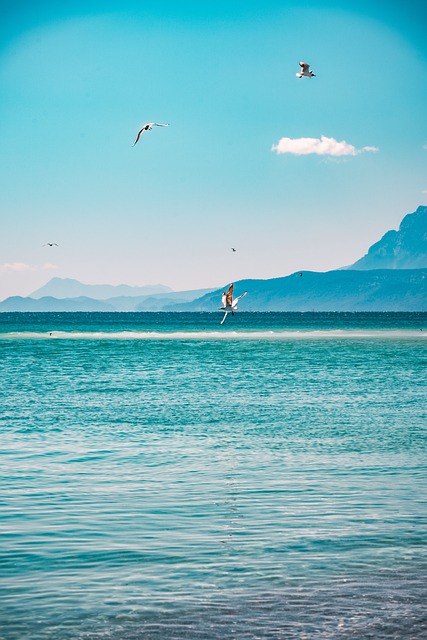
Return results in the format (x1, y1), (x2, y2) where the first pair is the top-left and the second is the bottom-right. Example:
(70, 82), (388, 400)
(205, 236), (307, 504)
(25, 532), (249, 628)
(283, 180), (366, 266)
(1, 312), (426, 639)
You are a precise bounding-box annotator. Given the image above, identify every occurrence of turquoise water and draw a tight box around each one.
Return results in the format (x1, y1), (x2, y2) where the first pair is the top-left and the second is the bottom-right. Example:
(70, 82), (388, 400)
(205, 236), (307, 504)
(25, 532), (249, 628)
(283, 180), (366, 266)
(1, 312), (426, 639)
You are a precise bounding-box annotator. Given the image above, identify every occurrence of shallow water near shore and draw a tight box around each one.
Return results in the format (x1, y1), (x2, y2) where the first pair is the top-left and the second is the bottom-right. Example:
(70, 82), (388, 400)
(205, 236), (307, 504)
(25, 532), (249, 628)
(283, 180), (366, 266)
(1, 312), (426, 639)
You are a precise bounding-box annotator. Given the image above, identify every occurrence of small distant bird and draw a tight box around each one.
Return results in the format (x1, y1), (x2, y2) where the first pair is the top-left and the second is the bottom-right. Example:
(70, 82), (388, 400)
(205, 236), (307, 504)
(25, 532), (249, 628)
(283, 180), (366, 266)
(296, 61), (316, 78)
(133, 122), (169, 145)
(231, 247), (237, 252)
(43, 243), (58, 247)
(219, 284), (247, 325)
(298, 271), (303, 277)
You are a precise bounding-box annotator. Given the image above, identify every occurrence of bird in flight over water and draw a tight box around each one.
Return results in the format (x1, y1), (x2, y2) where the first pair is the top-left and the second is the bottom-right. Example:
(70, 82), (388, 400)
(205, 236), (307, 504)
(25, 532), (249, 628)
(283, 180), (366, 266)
(133, 122), (169, 145)
(43, 243), (58, 247)
(219, 284), (247, 325)
(296, 61), (316, 78)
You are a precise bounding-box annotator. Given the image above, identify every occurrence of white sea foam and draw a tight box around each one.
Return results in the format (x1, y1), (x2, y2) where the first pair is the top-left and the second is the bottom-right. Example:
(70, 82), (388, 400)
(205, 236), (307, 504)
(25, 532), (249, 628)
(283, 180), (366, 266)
(0, 329), (425, 341)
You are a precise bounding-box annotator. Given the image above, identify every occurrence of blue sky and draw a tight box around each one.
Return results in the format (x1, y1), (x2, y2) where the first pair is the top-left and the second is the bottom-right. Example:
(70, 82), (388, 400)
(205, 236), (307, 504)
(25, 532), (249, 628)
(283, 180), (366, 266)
(1, 0), (426, 298)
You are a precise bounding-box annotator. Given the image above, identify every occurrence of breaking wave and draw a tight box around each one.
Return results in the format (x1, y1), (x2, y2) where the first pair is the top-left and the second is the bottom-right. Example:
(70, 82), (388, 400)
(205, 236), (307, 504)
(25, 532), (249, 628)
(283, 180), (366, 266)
(1, 329), (426, 341)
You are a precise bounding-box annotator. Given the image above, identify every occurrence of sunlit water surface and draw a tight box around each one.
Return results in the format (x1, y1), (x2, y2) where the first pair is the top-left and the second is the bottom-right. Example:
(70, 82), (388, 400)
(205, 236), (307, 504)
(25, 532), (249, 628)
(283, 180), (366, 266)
(1, 313), (426, 639)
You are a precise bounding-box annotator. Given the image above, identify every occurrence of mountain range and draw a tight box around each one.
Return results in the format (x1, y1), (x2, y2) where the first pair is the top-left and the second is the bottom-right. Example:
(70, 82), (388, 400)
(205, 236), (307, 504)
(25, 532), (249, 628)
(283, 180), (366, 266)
(1, 205), (426, 312)
(29, 278), (173, 299)
(0, 288), (215, 312)
(173, 269), (426, 312)
(345, 205), (427, 270)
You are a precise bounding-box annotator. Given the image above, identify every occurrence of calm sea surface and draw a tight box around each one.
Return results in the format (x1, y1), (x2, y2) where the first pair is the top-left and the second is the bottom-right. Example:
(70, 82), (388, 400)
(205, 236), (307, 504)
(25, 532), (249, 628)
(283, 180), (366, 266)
(1, 312), (426, 639)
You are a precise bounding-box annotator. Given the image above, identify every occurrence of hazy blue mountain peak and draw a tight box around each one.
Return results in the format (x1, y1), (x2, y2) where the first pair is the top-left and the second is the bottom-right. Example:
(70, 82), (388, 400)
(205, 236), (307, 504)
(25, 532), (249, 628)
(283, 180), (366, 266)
(347, 205), (427, 270)
(29, 277), (173, 300)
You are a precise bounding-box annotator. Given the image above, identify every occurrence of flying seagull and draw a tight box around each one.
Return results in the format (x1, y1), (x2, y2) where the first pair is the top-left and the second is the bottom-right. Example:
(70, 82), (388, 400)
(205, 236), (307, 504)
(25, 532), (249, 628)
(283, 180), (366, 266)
(231, 247), (237, 252)
(296, 62), (316, 78)
(133, 122), (169, 145)
(43, 243), (58, 247)
(219, 284), (247, 325)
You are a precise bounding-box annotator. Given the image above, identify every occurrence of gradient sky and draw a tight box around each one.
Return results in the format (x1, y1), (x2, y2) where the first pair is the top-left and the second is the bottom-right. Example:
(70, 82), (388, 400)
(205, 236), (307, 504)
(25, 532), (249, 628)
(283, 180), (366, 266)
(1, 0), (426, 298)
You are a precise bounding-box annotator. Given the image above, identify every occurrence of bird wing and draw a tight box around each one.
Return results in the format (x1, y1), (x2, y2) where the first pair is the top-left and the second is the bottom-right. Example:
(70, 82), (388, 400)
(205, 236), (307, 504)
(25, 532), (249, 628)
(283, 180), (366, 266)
(221, 293), (227, 307)
(153, 123), (169, 127)
(225, 284), (234, 307)
(133, 128), (146, 145)
(232, 291), (247, 308)
(220, 311), (228, 325)
(134, 123), (156, 144)
(299, 62), (309, 70)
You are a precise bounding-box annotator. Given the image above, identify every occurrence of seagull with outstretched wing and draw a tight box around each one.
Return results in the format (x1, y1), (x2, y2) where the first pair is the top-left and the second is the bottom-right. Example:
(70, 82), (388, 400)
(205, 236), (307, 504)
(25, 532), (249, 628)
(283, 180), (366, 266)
(219, 284), (248, 324)
(296, 61), (316, 78)
(133, 122), (169, 145)
(43, 243), (58, 247)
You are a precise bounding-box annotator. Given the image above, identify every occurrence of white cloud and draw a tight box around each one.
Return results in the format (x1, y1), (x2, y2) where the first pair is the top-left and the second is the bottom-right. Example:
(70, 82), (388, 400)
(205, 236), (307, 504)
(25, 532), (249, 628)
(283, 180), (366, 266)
(272, 135), (379, 156)
(0, 262), (34, 272)
(361, 146), (379, 153)
(0, 262), (57, 273)
(422, 190), (427, 194)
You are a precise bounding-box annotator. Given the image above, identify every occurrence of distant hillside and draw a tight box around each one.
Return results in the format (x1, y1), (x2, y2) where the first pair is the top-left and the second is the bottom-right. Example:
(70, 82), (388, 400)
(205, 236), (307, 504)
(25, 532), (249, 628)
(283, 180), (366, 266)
(0, 296), (115, 312)
(2, 272), (425, 312)
(3, 206), (426, 312)
(0, 288), (215, 312)
(29, 277), (172, 299)
(133, 289), (213, 311)
(101, 289), (214, 311)
(345, 205), (427, 270)
(172, 269), (427, 312)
